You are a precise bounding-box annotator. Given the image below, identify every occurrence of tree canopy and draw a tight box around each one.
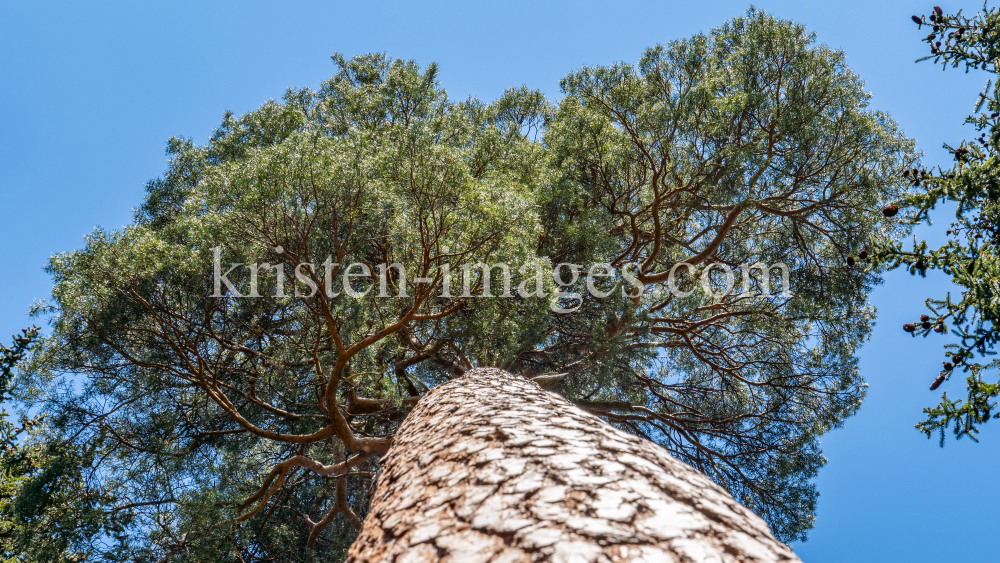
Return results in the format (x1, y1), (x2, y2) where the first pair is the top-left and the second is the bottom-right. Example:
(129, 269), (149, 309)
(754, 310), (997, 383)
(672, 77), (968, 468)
(13, 9), (915, 561)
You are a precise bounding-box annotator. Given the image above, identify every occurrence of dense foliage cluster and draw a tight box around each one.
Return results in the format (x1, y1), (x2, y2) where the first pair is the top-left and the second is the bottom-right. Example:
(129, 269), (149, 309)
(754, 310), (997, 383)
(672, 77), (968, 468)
(0, 328), (122, 562)
(11, 10), (916, 560)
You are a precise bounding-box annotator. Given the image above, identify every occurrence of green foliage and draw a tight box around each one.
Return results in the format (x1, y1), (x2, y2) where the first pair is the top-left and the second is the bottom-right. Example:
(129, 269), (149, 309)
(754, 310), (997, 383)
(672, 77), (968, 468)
(543, 9), (914, 539)
(880, 3), (1000, 444)
(0, 329), (120, 562)
(16, 10), (916, 559)
(22, 52), (552, 562)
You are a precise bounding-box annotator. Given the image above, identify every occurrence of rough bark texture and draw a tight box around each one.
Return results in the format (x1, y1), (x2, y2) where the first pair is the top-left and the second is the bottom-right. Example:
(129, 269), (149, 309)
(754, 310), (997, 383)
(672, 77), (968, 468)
(347, 368), (801, 563)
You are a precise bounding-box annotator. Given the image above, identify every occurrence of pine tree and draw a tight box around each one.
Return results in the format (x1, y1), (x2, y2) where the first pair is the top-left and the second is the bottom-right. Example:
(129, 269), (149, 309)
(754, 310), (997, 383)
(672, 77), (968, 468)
(20, 10), (915, 560)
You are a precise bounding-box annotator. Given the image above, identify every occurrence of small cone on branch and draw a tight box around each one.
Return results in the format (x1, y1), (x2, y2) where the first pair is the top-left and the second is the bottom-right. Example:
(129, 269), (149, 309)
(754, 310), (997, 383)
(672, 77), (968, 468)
(912, 15), (922, 24)
(846, 255), (856, 266)
(859, 250), (869, 260)
(930, 373), (946, 390)
(882, 204), (899, 217)
(904, 323), (916, 333)
(920, 314), (930, 322)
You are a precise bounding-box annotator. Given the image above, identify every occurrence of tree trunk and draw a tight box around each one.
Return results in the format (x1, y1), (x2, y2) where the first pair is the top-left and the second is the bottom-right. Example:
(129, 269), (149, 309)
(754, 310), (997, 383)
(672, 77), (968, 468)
(347, 368), (801, 563)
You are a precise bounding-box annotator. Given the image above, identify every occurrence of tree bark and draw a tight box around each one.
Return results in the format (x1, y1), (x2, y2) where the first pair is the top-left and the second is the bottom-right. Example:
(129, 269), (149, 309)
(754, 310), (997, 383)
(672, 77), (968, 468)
(347, 368), (801, 563)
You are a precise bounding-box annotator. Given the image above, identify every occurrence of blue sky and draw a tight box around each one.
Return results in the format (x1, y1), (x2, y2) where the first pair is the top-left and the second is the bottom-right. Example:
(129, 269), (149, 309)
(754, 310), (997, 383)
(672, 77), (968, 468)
(1, 1), (996, 560)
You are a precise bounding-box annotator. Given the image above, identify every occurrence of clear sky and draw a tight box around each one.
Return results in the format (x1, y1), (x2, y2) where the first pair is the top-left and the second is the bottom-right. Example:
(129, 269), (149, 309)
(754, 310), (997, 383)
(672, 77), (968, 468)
(1, 1), (996, 560)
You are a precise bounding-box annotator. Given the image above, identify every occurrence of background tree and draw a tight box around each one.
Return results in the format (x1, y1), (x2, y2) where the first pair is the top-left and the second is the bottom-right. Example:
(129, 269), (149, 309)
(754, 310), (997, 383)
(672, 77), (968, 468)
(880, 3), (1000, 444)
(17, 10), (915, 560)
(0, 327), (120, 562)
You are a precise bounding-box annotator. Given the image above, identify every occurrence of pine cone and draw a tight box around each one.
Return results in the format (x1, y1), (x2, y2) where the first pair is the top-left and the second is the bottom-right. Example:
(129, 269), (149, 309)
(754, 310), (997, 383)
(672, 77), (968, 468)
(930, 373), (946, 390)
